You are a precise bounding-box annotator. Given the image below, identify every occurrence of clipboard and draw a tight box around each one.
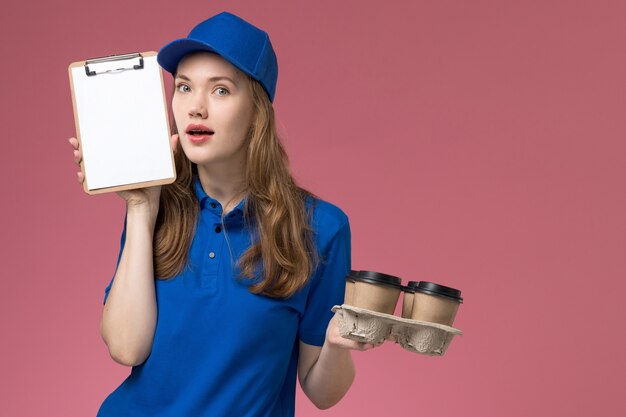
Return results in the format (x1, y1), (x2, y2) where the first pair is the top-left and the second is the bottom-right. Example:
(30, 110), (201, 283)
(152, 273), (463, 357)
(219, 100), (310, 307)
(68, 51), (176, 195)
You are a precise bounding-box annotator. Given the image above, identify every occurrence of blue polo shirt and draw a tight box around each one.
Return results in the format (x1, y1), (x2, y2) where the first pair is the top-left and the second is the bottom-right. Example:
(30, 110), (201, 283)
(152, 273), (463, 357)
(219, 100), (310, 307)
(97, 175), (351, 417)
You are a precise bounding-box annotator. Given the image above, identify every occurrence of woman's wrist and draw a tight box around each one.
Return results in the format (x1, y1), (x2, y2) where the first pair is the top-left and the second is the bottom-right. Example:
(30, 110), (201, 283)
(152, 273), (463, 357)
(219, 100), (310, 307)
(126, 204), (159, 228)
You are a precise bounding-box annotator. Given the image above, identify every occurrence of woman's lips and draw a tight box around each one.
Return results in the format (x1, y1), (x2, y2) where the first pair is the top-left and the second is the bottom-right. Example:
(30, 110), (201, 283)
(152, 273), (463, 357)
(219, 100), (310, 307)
(188, 133), (212, 144)
(185, 124), (214, 144)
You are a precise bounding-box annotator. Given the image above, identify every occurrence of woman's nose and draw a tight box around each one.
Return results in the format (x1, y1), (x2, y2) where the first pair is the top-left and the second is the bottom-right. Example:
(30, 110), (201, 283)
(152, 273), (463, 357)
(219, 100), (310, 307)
(188, 94), (208, 118)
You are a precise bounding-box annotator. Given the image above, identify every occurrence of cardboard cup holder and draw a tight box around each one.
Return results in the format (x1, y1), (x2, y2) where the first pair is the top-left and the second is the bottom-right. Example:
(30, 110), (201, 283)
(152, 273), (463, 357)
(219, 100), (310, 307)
(332, 305), (462, 356)
(340, 272), (464, 356)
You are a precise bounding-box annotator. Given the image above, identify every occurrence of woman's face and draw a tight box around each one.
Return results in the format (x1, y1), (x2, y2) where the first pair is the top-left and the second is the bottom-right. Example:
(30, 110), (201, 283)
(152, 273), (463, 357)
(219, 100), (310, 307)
(172, 52), (255, 169)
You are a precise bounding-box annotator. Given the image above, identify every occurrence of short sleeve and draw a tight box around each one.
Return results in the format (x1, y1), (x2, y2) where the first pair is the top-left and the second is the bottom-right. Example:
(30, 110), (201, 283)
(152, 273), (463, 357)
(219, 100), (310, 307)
(298, 220), (351, 346)
(103, 214), (127, 305)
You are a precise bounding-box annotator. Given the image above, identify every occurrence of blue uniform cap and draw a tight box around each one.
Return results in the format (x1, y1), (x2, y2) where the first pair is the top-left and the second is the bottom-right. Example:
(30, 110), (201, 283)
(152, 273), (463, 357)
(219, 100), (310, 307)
(157, 11), (279, 102)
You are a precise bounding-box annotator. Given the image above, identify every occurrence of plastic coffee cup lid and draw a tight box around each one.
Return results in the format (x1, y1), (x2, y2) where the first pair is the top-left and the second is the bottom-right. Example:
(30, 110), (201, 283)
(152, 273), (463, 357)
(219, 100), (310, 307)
(346, 270), (360, 282)
(355, 270), (403, 290)
(414, 281), (463, 303)
(403, 281), (419, 293)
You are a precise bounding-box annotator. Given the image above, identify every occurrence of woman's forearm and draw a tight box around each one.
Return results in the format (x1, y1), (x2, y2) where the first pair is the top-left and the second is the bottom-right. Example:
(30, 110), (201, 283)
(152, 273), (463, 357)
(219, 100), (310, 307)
(302, 342), (355, 409)
(100, 208), (158, 366)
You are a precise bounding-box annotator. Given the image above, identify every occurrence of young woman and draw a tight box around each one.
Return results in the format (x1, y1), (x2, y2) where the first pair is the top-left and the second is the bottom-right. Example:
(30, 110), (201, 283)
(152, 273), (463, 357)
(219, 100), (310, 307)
(69, 11), (376, 416)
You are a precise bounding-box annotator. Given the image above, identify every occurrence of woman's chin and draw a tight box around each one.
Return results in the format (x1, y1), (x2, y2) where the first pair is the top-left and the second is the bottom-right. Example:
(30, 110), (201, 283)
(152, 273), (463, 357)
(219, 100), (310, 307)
(182, 149), (218, 166)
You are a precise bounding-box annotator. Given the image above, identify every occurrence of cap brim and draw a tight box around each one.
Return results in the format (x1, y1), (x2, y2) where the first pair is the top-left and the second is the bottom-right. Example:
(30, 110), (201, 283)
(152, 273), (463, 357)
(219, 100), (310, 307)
(157, 38), (220, 74)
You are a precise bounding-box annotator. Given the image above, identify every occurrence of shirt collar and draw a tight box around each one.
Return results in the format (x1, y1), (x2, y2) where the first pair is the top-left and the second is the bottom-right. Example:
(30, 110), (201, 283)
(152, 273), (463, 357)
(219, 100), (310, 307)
(193, 175), (246, 222)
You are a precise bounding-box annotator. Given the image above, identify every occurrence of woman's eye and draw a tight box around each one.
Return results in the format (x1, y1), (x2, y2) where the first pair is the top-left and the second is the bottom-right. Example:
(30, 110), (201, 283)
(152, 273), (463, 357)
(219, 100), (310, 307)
(176, 84), (190, 93)
(215, 87), (229, 96)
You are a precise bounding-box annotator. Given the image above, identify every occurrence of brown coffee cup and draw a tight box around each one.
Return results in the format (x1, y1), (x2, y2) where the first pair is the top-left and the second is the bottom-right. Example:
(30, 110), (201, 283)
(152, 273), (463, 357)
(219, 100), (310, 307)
(344, 271), (359, 305)
(401, 281), (419, 318)
(350, 271), (403, 315)
(410, 281), (463, 326)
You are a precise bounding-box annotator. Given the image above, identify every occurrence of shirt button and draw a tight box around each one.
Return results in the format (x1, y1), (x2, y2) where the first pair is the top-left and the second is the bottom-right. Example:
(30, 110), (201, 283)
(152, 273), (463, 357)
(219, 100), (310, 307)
(208, 252), (216, 259)
(215, 226), (222, 233)
(210, 202), (217, 209)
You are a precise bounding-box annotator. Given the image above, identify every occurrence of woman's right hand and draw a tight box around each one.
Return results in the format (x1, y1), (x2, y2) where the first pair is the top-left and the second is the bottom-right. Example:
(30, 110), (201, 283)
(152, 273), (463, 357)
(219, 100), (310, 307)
(68, 134), (179, 218)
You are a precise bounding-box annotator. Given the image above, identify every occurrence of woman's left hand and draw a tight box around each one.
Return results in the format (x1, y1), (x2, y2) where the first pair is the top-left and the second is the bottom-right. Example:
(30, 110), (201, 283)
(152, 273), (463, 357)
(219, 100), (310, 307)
(324, 314), (383, 351)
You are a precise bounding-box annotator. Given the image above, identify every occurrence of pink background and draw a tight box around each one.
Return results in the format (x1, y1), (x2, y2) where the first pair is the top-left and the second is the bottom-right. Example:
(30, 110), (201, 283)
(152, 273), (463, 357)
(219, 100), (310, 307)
(1, 0), (625, 416)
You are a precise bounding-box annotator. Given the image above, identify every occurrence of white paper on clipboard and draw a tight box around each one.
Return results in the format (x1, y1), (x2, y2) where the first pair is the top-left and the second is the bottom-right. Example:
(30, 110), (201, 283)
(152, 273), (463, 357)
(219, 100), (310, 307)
(68, 51), (175, 194)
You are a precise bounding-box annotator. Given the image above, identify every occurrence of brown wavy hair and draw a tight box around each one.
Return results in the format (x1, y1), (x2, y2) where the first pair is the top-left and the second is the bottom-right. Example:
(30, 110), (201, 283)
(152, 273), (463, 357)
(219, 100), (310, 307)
(152, 76), (319, 298)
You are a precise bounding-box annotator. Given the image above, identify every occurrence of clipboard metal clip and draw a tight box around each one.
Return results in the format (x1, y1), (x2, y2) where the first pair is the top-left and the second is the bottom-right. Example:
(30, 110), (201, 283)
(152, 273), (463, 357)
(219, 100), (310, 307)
(85, 52), (145, 76)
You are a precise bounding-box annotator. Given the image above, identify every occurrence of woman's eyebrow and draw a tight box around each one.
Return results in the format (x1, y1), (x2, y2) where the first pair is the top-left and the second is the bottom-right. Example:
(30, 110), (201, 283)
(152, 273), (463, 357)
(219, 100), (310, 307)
(175, 74), (237, 85)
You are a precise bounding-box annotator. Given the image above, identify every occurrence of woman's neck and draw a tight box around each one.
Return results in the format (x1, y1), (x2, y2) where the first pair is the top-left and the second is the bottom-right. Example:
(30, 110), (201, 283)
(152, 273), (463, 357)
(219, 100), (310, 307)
(196, 162), (246, 214)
